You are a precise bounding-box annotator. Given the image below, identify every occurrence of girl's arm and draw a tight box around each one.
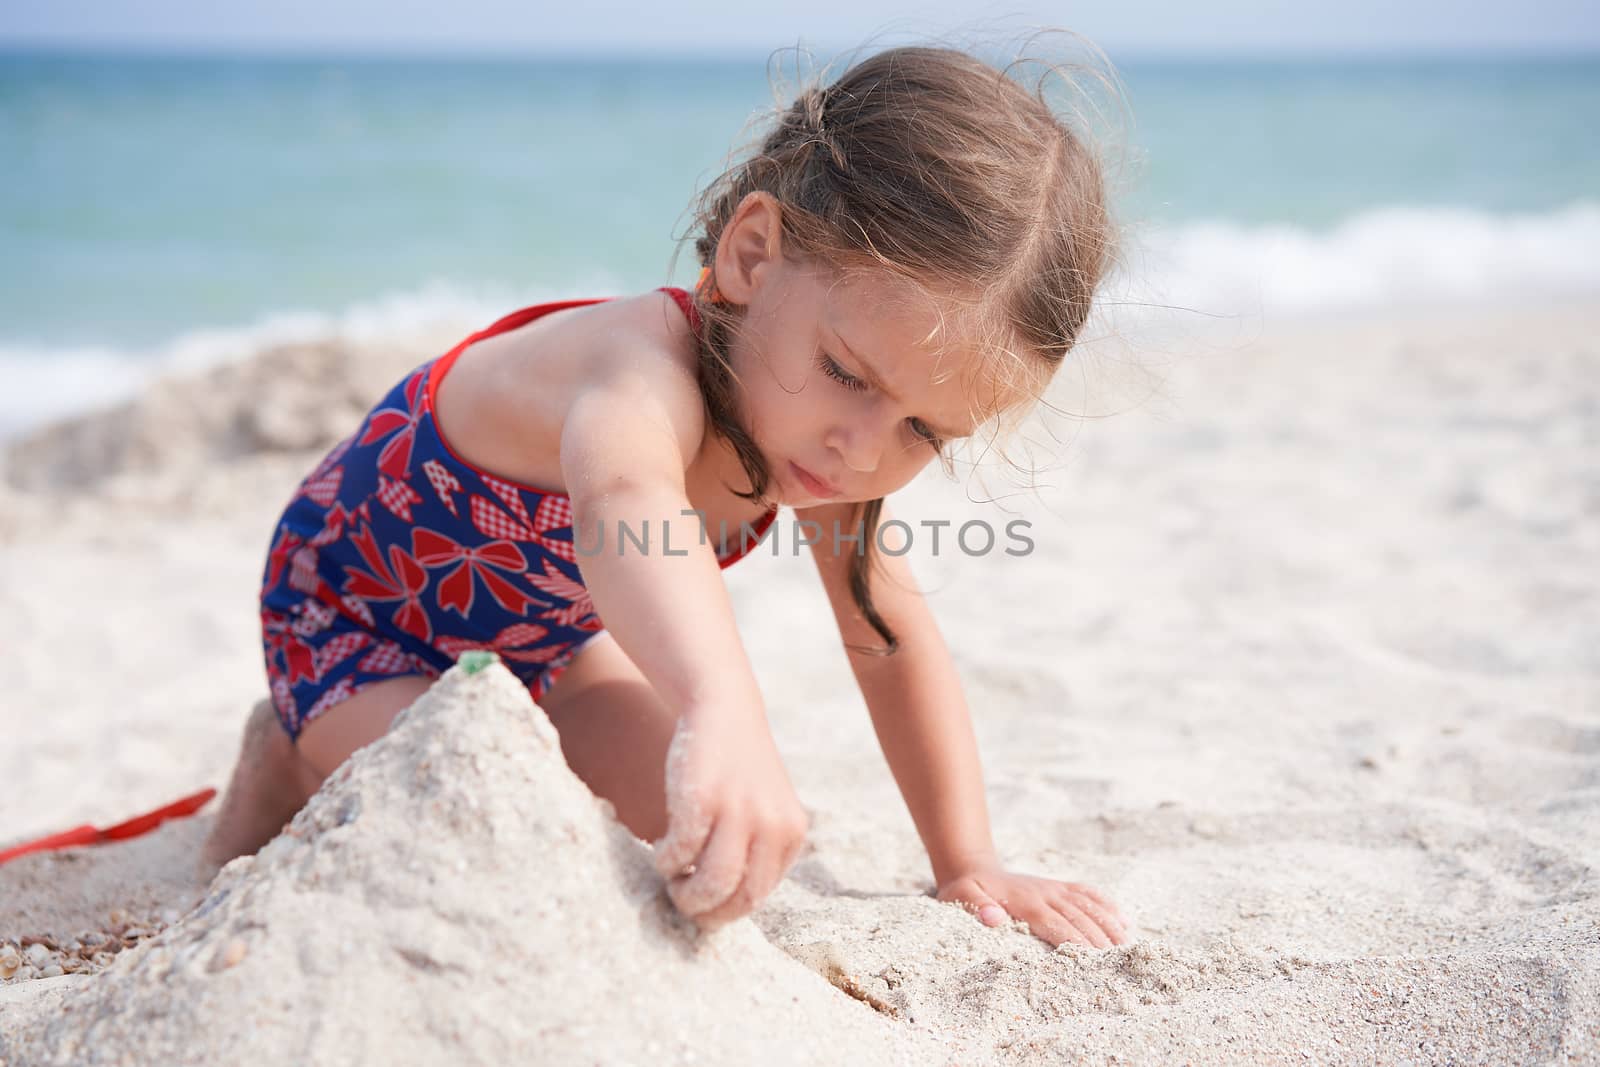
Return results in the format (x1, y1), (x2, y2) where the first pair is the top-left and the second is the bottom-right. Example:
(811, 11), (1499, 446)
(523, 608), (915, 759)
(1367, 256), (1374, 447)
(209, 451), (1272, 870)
(560, 336), (808, 930)
(561, 359), (754, 716)
(800, 499), (1129, 948)
(798, 499), (998, 883)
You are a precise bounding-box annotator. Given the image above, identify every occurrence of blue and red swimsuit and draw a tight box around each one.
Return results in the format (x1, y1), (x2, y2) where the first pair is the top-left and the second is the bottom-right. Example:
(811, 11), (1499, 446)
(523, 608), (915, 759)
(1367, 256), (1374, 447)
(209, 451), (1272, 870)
(259, 286), (778, 741)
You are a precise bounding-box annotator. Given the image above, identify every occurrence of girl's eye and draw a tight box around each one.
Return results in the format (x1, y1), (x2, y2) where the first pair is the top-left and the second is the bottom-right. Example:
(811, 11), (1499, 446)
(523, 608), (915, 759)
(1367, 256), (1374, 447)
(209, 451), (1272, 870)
(816, 349), (943, 450)
(816, 352), (868, 392)
(907, 417), (943, 448)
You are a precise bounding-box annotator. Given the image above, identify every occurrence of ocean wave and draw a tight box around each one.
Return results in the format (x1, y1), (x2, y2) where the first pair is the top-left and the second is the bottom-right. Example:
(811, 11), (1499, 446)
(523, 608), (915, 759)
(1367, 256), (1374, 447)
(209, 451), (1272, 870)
(4, 204), (1598, 442)
(1116, 200), (1600, 320)
(0, 280), (607, 443)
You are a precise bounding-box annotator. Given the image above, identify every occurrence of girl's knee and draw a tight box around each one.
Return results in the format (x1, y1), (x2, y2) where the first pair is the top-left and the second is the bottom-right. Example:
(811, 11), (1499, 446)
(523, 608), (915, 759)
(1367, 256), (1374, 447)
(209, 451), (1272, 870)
(294, 675), (436, 780)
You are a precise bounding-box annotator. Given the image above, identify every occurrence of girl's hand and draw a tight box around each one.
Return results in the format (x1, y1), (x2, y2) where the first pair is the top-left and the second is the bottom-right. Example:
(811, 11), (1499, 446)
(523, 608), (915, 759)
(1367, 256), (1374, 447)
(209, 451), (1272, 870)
(937, 865), (1130, 949)
(651, 704), (809, 931)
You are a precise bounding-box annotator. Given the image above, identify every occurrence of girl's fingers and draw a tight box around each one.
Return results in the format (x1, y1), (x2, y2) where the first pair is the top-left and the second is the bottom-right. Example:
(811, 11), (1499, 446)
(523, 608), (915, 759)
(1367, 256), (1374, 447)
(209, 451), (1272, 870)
(1062, 891), (1128, 943)
(1035, 906), (1090, 947)
(778, 834), (806, 880)
(696, 829), (781, 929)
(1066, 882), (1125, 924)
(742, 829), (791, 913)
(1055, 899), (1113, 949)
(651, 801), (712, 881)
(667, 817), (749, 918)
(653, 722), (708, 880)
(940, 878), (1010, 928)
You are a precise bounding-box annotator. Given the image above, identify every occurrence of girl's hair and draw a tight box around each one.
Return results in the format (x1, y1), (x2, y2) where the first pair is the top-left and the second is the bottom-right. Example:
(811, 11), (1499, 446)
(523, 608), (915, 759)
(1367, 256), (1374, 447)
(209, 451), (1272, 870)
(686, 43), (1120, 655)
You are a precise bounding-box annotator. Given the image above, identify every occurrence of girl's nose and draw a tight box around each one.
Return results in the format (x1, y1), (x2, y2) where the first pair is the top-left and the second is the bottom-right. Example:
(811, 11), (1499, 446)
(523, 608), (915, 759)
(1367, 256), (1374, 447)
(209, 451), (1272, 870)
(826, 422), (883, 474)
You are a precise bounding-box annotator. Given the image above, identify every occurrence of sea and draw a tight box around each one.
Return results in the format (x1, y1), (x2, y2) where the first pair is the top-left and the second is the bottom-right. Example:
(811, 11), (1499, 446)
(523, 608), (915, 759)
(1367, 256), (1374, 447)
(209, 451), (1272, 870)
(2, 49), (1597, 437)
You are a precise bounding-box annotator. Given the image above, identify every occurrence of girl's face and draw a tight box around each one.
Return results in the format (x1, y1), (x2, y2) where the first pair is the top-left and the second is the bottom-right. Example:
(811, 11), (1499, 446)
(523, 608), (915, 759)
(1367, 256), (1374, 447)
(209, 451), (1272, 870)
(713, 195), (1021, 508)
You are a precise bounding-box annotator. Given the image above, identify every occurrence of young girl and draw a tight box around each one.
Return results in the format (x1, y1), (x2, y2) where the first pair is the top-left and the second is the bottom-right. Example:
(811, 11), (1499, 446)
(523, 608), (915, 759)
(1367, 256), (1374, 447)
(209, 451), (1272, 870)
(203, 44), (1130, 950)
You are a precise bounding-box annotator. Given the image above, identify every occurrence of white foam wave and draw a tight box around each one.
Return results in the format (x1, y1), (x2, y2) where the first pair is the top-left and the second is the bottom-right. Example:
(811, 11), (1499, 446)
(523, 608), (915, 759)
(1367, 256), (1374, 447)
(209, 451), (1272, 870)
(1115, 201), (1600, 321)
(4, 204), (1598, 442)
(0, 277), (623, 443)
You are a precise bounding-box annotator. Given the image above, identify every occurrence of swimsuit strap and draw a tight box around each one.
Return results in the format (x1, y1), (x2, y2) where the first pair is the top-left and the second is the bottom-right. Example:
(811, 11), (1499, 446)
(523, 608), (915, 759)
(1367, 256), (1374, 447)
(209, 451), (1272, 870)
(654, 285), (780, 533)
(658, 286), (705, 345)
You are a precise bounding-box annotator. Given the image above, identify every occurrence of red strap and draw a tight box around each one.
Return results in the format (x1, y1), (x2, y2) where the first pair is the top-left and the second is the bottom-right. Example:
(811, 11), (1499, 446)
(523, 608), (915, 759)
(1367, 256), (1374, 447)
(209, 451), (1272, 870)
(0, 825), (100, 864)
(100, 788), (218, 841)
(0, 787), (217, 866)
(717, 505), (781, 569)
(658, 285), (704, 341)
(660, 284), (776, 568)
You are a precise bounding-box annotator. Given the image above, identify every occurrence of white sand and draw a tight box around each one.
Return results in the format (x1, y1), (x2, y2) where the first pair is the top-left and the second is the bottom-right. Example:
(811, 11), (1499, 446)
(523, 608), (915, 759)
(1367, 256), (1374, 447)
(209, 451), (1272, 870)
(6, 659), (953, 1064)
(1, 299), (1596, 1064)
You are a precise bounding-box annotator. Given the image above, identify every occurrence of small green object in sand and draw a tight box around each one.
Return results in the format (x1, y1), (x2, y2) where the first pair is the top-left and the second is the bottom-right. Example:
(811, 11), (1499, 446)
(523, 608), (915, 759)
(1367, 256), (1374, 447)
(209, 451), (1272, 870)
(458, 650), (498, 675)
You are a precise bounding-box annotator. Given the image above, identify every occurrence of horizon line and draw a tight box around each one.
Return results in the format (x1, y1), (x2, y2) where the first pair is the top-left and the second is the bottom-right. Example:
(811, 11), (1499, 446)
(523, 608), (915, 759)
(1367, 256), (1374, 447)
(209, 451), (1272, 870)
(3, 37), (1598, 64)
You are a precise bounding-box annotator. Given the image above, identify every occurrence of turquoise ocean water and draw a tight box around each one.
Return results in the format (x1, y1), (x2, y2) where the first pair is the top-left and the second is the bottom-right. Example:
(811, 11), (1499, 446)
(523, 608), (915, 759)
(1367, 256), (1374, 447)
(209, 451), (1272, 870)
(2, 50), (1597, 435)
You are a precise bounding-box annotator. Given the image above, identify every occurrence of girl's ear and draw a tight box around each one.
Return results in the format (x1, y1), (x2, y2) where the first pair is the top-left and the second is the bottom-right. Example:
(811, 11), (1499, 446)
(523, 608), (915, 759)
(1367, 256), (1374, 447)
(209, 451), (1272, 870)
(713, 192), (784, 306)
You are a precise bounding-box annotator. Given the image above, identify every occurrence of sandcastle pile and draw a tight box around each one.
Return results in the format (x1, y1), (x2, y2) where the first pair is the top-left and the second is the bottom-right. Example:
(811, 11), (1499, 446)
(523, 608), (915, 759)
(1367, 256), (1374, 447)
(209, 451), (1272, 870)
(4, 656), (952, 1066)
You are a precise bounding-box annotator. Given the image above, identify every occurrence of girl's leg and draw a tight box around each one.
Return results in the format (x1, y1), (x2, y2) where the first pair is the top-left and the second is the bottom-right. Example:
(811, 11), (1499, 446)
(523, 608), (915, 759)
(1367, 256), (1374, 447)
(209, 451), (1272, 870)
(201, 635), (676, 872)
(293, 675), (436, 779)
(200, 697), (317, 872)
(200, 676), (433, 872)
(535, 632), (679, 844)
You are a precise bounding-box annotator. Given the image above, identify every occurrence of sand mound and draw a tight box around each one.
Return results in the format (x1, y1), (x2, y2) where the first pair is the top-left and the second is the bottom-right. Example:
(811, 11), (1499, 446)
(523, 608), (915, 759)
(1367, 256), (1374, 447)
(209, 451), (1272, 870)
(2, 337), (434, 495)
(3, 657), (952, 1066)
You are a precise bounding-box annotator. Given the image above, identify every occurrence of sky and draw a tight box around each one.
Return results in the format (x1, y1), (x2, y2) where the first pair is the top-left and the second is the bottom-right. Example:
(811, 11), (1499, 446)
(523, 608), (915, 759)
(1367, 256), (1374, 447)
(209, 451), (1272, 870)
(2, 0), (1598, 57)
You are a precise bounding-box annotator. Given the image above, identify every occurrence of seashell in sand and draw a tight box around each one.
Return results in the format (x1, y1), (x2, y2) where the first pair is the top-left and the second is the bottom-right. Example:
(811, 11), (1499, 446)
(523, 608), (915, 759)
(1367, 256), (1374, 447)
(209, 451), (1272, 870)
(208, 938), (248, 972)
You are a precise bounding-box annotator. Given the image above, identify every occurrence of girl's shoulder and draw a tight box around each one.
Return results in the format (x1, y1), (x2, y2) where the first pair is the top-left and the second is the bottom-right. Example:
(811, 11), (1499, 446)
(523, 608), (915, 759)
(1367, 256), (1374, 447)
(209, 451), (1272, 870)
(430, 289), (705, 496)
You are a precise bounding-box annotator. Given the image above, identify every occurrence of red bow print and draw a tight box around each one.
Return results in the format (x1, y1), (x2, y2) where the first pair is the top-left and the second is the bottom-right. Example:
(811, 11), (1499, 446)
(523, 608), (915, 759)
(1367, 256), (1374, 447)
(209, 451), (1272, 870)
(410, 527), (541, 617)
(436, 622), (565, 664)
(471, 477), (578, 563)
(357, 368), (427, 479)
(263, 526), (303, 595)
(527, 557), (600, 630)
(263, 611), (320, 686)
(342, 522), (432, 642)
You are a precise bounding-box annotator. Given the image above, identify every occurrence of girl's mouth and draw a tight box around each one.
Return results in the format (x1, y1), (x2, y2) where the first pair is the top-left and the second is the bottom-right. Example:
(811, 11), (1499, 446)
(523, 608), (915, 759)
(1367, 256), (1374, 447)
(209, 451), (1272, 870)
(789, 461), (841, 500)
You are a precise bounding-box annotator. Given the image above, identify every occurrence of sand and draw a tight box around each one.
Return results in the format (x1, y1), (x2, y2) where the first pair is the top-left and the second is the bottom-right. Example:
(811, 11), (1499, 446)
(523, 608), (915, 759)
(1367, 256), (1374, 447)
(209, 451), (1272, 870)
(1, 298), (1596, 1064)
(5, 658), (959, 1065)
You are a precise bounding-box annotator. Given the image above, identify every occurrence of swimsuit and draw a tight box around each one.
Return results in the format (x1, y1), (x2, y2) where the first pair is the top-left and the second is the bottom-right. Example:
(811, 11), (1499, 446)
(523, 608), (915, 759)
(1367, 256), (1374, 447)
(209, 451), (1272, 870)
(259, 286), (778, 742)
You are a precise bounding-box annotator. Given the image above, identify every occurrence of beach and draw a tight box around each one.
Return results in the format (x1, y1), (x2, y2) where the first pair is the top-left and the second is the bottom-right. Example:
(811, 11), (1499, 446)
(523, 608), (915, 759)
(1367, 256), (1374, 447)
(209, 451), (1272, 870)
(1, 294), (1595, 1064)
